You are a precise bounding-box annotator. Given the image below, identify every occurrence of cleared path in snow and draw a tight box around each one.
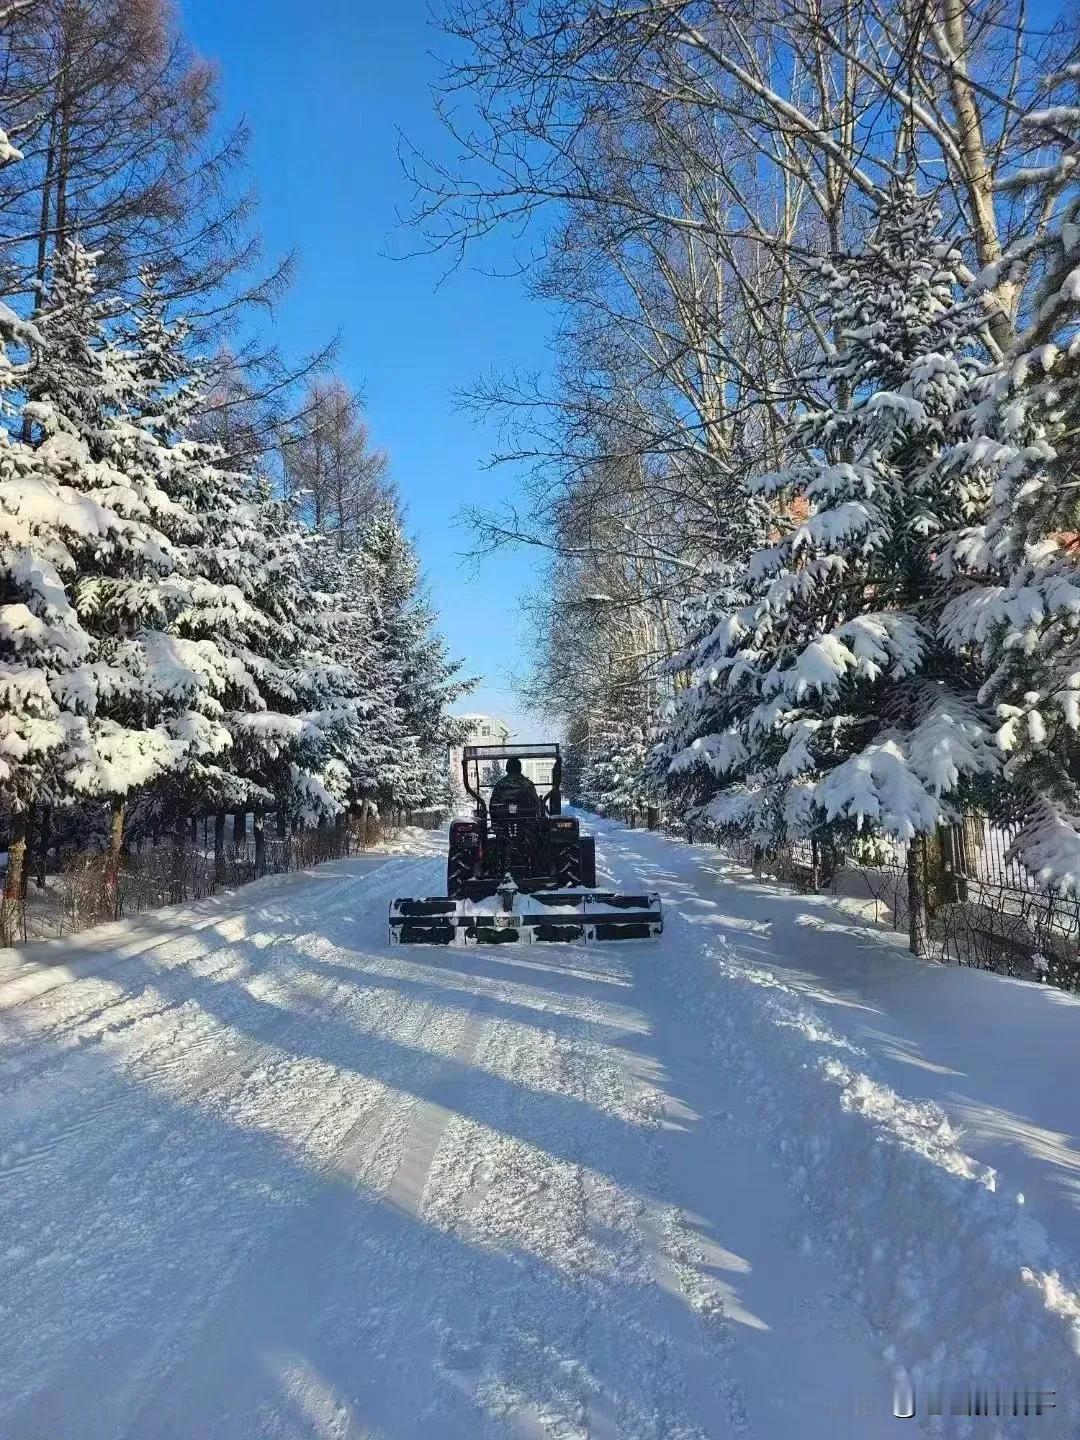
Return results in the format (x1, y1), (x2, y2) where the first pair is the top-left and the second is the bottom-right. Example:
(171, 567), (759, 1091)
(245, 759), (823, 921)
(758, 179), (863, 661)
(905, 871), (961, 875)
(1, 824), (1066, 1438)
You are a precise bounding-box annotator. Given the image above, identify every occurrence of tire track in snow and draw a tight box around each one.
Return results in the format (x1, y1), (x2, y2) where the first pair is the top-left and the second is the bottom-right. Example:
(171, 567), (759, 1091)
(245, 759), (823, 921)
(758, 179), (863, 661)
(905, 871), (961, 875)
(0, 853), (443, 1432)
(116, 971), (491, 1436)
(0, 825), (884, 1439)
(593, 822), (918, 1439)
(0, 855), (425, 1168)
(0, 861), (386, 1106)
(406, 936), (747, 1440)
(93, 849), (490, 1435)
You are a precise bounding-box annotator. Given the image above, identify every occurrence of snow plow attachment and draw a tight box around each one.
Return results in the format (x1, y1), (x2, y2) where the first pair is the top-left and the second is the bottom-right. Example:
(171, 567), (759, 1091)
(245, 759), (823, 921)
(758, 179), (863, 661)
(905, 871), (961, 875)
(388, 883), (663, 946)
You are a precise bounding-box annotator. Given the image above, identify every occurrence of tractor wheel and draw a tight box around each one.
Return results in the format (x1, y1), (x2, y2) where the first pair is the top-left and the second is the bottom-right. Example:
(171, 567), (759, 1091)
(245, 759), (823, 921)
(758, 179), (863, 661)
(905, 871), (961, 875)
(555, 840), (582, 890)
(447, 846), (472, 899)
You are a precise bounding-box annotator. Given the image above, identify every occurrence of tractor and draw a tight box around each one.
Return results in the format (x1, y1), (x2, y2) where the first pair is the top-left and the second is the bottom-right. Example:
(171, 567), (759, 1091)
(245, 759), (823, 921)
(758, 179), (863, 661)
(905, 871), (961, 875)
(388, 742), (663, 945)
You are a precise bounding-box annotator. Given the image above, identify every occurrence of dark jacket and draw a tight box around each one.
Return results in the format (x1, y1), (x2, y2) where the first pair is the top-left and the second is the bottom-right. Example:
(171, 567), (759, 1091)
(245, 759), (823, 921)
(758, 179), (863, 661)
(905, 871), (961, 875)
(490, 772), (538, 808)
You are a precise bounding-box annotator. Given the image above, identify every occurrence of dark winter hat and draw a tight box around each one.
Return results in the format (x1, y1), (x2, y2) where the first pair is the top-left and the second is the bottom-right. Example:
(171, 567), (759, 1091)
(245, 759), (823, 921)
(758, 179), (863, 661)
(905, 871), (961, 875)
(506, 756), (523, 774)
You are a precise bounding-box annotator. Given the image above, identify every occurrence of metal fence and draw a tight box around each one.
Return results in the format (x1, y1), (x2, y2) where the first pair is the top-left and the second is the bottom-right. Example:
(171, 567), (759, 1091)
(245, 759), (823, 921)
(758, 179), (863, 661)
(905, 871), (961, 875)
(2, 810), (425, 946)
(644, 807), (1080, 994)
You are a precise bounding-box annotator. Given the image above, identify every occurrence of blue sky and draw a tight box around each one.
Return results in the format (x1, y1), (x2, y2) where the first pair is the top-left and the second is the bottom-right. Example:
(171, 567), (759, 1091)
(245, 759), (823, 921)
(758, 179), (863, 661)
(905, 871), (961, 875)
(182, 0), (555, 739)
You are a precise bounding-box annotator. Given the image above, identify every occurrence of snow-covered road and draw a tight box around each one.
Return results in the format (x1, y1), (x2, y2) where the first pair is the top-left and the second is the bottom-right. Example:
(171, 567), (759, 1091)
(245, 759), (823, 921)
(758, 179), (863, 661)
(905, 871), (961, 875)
(1, 823), (1077, 1438)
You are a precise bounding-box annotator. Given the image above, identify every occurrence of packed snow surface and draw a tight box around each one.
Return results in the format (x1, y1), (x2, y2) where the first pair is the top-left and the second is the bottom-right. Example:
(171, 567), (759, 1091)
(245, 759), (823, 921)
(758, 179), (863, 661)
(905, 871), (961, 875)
(1, 820), (1078, 1437)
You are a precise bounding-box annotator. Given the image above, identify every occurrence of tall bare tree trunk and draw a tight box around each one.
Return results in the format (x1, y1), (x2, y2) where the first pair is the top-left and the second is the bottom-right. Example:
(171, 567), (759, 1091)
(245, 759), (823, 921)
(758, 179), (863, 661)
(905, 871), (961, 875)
(33, 111), (58, 303)
(1, 814), (28, 947)
(36, 808), (51, 890)
(213, 813), (226, 887)
(933, 0), (1015, 348)
(232, 811), (246, 851)
(104, 797), (125, 920)
(908, 837), (930, 958)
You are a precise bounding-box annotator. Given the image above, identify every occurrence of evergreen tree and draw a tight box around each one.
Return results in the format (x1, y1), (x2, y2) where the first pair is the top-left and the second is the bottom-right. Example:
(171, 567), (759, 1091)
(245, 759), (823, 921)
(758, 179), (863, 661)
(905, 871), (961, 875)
(305, 541), (419, 814)
(361, 503), (470, 814)
(115, 269), (374, 834)
(579, 724), (651, 817)
(24, 247), (372, 889)
(646, 549), (767, 820)
(655, 182), (997, 853)
(24, 242), (214, 905)
(0, 289), (144, 935)
(938, 69), (1080, 888)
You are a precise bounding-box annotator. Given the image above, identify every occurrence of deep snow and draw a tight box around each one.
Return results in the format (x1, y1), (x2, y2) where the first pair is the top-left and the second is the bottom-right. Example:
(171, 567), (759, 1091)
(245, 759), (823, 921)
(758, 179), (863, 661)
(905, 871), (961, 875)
(0, 821), (1076, 1437)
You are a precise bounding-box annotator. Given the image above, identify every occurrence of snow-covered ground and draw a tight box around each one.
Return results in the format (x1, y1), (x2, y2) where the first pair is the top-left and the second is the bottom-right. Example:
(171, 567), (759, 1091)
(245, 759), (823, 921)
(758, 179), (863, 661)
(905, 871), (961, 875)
(0, 820), (1077, 1438)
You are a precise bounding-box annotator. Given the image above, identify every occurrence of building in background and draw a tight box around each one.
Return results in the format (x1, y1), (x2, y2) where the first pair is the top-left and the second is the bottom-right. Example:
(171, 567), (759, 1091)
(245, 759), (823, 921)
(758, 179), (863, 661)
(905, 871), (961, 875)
(450, 714), (511, 806)
(519, 753), (555, 789)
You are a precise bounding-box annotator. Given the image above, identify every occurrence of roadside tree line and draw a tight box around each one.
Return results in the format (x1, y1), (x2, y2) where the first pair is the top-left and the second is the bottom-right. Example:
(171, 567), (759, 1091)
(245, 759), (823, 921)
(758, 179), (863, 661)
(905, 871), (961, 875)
(414, 0), (1080, 949)
(0, 1), (466, 943)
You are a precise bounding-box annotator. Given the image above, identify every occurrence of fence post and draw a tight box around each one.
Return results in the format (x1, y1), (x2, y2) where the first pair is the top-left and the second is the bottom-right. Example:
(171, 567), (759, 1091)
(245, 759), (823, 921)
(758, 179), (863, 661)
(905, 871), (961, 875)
(253, 813), (265, 876)
(938, 823), (968, 903)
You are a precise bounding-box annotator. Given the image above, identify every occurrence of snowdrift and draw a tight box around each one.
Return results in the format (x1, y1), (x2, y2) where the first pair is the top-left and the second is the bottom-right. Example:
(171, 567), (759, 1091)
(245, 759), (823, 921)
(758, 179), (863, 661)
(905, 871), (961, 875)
(697, 939), (1080, 1427)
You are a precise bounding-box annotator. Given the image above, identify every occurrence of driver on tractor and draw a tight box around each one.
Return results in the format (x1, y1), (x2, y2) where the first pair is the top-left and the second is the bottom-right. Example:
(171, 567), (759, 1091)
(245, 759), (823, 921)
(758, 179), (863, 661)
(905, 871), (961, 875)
(489, 756), (539, 812)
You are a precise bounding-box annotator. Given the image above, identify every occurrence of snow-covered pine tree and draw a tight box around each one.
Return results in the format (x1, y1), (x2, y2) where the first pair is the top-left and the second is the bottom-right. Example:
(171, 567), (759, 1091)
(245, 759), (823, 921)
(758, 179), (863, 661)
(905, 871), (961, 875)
(305, 540), (420, 819)
(564, 627), (659, 818)
(361, 503), (470, 816)
(646, 539), (767, 822)
(655, 181), (997, 888)
(113, 268), (372, 840)
(20, 248), (368, 908)
(938, 68), (1080, 889)
(579, 723), (651, 819)
(24, 245), (254, 900)
(0, 280), (149, 936)
(0, 129), (109, 935)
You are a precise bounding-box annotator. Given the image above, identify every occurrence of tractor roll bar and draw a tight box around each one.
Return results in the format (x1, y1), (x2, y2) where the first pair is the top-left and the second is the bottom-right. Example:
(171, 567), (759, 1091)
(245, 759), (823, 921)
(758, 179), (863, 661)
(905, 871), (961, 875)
(460, 742), (562, 814)
(463, 743), (560, 761)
